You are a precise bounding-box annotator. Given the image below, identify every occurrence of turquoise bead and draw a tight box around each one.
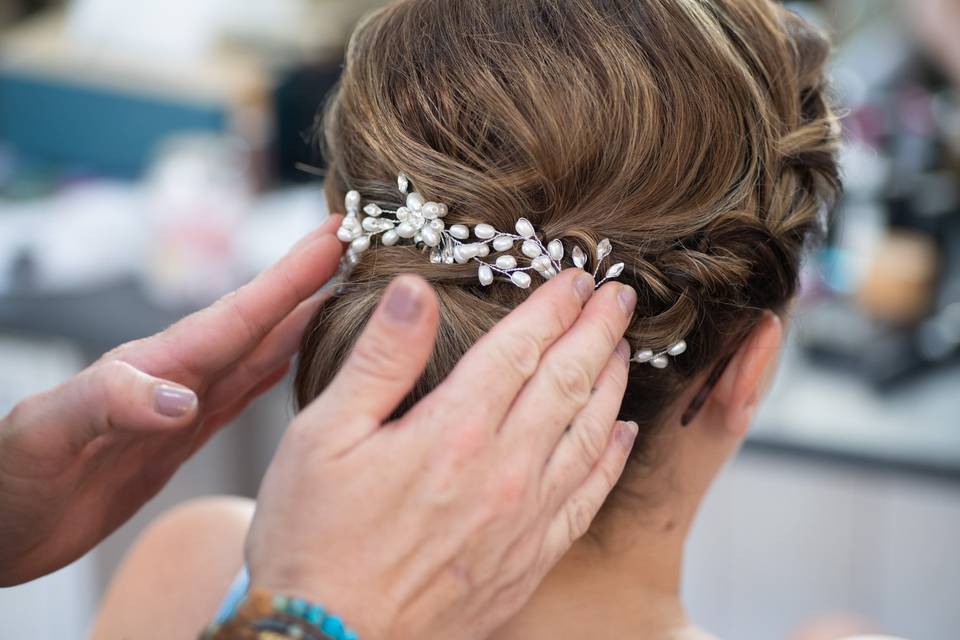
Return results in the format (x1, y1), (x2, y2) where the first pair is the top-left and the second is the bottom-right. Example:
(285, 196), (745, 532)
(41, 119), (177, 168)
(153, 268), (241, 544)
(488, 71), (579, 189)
(344, 631), (359, 640)
(305, 604), (325, 625)
(272, 595), (289, 612)
(288, 598), (308, 617)
(321, 615), (345, 638)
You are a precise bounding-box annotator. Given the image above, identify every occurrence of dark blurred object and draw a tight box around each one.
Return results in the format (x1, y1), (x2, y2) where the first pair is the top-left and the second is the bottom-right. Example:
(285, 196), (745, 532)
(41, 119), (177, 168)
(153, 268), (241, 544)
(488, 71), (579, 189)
(273, 63), (343, 182)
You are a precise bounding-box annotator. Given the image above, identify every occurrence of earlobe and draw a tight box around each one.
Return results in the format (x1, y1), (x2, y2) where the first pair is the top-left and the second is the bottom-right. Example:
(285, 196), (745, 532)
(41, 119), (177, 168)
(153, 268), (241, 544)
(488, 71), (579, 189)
(712, 311), (784, 437)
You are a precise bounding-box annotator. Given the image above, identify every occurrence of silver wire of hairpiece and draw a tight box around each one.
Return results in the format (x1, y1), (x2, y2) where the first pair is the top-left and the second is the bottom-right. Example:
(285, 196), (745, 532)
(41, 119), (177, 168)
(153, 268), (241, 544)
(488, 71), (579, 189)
(335, 172), (687, 368)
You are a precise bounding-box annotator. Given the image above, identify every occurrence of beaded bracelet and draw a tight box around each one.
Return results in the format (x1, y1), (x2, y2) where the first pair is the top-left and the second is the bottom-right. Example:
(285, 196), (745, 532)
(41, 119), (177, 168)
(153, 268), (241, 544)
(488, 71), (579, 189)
(200, 587), (360, 640)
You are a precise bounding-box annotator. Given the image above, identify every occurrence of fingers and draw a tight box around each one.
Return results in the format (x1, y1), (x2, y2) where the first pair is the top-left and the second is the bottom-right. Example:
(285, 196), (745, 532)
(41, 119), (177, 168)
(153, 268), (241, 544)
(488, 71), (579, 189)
(501, 282), (635, 456)
(539, 343), (630, 509)
(542, 420), (637, 564)
(201, 290), (330, 412)
(158, 216), (343, 385)
(427, 269), (596, 430)
(296, 275), (439, 451)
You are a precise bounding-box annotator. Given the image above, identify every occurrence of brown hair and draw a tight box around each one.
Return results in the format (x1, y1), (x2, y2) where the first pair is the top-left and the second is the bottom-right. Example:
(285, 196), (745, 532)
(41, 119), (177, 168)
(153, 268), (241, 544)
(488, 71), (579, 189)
(297, 0), (840, 468)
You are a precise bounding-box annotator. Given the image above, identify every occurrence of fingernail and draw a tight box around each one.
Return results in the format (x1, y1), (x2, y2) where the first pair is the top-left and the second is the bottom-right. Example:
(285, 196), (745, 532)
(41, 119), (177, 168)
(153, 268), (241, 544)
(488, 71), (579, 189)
(616, 339), (630, 363)
(618, 285), (637, 317)
(154, 384), (198, 418)
(574, 273), (595, 304)
(384, 281), (423, 324)
(617, 421), (639, 450)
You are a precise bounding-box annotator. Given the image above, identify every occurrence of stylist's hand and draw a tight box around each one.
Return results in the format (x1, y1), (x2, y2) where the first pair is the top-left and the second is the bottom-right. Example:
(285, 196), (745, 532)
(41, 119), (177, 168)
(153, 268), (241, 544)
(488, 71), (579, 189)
(0, 217), (344, 586)
(248, 270), (638, 640)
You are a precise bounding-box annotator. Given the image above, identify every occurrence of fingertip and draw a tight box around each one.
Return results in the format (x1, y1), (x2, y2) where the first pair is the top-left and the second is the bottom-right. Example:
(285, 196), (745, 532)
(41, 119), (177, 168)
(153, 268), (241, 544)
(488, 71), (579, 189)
(378, 274), (439, 331)
(153, 383), (199, 421)
(615, 420), (639, 452)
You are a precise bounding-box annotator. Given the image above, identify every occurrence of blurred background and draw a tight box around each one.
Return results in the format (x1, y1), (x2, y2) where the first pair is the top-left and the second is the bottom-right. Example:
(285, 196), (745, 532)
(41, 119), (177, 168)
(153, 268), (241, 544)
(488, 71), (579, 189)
(0, 0), (958, 638)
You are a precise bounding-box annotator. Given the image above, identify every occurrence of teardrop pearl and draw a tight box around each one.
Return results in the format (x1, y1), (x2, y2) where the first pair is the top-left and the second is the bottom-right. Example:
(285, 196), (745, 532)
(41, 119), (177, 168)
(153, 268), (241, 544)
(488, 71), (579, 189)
(493, 236), (514, 252)
(478, 264), (494, 286)
(521, 240), (542, 259)
(336, 226), (355, 243)
(450, 224), (470, 240)
(572, 246), (587, 269)
(667, 340), (687, 356)
(510, 271), (532, 289)
(350, 236), (371, 253)
(547, 239), (564, 261)
(650, 355), (669, 369)
(515, 218), (535, 238)
(453, 246), (468, 264)
(532, 255), (552, 273)
(474, 223), (496, 239)
(476, 244), (490, 257)
(459, 243), (481, 260)
(496, 255), (517, 270)
(382, 230), (400, 246)
(422, 202), (442, 219)
(422, 228), (441, 247)
(397, 173), (410, 193)
(406, 192), (425, 211)
(363, 203), (382, 217)
(396, 222), (417, 238)
(632, 349), (654, 363)
(345, 190), (361, 212)
(362, 217), (381, 232)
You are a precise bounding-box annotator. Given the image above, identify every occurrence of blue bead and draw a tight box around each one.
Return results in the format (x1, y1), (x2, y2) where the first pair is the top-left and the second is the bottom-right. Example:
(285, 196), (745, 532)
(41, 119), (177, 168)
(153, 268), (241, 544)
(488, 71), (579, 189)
(272, 595), (288, 613)
(305, 604), (325, 625)
(321, 615), (345, 639)
(288, 598), (308, 617)
(344, 630), (359, 640)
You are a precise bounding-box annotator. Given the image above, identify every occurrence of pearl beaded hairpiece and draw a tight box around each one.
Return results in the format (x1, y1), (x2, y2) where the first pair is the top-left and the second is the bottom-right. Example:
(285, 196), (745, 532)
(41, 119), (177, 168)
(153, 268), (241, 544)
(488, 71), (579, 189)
(335, 172), (687, 368)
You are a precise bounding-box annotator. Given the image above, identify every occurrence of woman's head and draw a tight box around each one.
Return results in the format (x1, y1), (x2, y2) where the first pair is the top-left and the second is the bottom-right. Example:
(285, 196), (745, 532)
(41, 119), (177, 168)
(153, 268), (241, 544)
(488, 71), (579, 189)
(298, 0), (839, 479)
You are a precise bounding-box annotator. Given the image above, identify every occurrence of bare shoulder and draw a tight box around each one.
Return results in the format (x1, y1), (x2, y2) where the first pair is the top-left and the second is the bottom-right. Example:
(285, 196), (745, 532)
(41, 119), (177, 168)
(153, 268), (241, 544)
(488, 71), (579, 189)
(91, 496), (255, 640)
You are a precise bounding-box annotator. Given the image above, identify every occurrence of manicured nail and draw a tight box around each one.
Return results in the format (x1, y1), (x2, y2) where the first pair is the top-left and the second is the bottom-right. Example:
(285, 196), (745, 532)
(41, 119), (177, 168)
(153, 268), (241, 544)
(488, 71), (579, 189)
(618, 285), (637, 317)
(154, 384), (198, 418)
(616, 339), (630, 363)
(574, 273), (595, 304)
(384, 281), (423, 324)
(617, 421), (639, 450)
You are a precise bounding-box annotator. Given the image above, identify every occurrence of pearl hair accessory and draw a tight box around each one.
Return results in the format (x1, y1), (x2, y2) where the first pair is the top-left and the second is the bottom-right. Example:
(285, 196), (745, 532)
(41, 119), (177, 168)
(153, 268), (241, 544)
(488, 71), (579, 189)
(335, 172), (687, 368)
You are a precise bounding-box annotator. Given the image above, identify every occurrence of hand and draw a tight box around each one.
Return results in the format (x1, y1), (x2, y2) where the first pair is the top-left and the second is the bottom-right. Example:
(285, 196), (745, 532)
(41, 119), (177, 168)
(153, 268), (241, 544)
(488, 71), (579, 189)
(0, 217), (344, 586)
(246, 270), (639, 640)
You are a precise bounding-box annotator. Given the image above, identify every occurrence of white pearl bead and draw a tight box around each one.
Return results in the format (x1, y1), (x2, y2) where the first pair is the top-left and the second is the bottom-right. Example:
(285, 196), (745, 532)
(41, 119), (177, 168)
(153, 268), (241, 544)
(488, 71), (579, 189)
(429, 219), (445, 231)
(350, 236), (371, 253)
(345, 190), (361, 212)
(532, 255), (552, 273)
(422, 227), (441, 247)
(397, 222), (417, 238)
(474, 223), (496, 239)
(515, 218), (535, 238)
(363, 203), (382, 217)
(510, 271), (532, 289)
(406, 192), (425, 211)
(379, 220), (395, 230)
(362, 217), (381, 232)
(496, 255), (517, 270)
(478, 264), (494, 286)
(337, 226), (355, 242)
(437, 203), (448, 218)
(422, 202), (442, 219)
(460, 243), (481, 259)
(547, 239), (564, 261)
(650, 355), (669, 369)
(521, 240), (542, 259)
(450, 224), (470, 240)
(382, 230), (400, 246)
(476, 244), (490, 257)
(544, 267), (558, 279)
(342, 216), (360, 230)
(453, 246), (468, 264)
(492, 236), (514, 252)
(668, 340), (687, 356)
(572, 246), (587, 269)
(397, 173), (410, 193)
(396, 207), (410, 222)
(633, 349), (654, 363)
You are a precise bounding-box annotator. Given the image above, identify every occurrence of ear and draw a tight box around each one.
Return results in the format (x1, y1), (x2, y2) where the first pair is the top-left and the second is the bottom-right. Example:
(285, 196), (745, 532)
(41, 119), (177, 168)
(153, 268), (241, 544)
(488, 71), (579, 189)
(710, 311), (784, 438)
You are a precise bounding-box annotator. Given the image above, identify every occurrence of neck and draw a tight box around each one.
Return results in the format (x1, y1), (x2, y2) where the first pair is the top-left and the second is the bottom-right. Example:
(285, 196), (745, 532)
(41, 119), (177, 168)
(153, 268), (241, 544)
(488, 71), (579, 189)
(491, 498), (699, 640)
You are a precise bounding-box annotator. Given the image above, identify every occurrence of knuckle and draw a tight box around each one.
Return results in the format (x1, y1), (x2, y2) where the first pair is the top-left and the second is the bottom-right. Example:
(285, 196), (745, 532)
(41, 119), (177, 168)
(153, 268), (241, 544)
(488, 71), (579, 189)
(442, 420), (489, 462)
(549, 359), (594, 406)
(491, 466), (530, 514)
(497, 331), (543, 382)
(347, 335), (402, 381)
(570, 412), (610, 463)
(564, 497), (596, 541)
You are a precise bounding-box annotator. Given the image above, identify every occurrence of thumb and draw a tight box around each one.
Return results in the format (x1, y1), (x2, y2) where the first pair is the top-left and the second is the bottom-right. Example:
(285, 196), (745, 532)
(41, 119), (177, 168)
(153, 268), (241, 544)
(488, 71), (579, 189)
(70, 360), (198, 441)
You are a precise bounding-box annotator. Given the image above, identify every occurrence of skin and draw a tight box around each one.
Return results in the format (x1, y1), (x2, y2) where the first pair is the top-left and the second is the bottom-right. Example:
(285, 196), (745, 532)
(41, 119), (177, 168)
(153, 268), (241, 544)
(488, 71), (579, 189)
(93, 308), (788, 639)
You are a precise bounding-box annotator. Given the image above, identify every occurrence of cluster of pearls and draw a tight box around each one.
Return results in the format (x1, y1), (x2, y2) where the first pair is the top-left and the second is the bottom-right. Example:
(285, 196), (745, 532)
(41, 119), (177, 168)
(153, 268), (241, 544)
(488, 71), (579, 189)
(335, 172), (686, 369)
